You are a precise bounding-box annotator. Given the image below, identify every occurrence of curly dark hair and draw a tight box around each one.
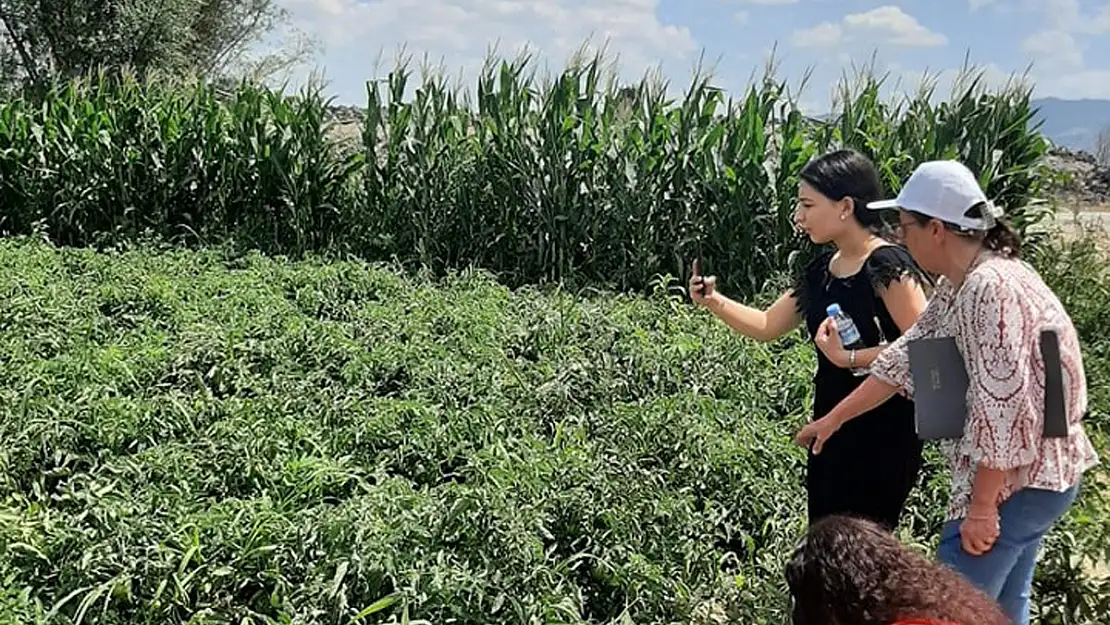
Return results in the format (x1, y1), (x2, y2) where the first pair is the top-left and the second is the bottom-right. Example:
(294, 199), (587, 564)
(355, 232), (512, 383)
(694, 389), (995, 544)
(785, 515), (1009, 625)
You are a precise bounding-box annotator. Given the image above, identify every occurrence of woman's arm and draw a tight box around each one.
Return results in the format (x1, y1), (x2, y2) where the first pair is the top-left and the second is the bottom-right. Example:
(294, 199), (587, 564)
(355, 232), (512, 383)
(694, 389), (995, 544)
(969, 466), (1008, 516)
(957, 269), (1045, 503)
(795, 281), (952, 453)
(817, 274), (930, 369)
(703, 289), (803, 343)
(827, 375), (901, 424)
(881, 274), (931, 332)
(822, 342), (885, 369)
(794, 375), (902, 453)
(690, 258), (804, 343)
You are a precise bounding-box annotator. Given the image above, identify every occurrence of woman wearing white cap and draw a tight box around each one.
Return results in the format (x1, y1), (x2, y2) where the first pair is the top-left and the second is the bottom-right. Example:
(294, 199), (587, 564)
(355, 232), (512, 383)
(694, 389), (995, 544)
(793, 160), (1100, 625)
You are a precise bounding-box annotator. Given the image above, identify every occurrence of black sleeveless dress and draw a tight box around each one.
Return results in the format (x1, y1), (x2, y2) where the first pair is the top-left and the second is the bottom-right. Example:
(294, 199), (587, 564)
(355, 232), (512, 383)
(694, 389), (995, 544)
(791, 244), (927, 530)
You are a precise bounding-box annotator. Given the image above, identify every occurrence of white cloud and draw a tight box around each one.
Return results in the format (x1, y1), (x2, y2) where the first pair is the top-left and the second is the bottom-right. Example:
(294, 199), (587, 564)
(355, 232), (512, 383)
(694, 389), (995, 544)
(278, 0), (698, 95)
(843, 6), (947, 46)
(1037, 70), (1110, 99)
(260, 0), (1107, 108)
(1016, 2), (1110, 99)
(1037, 0), (1081, 28)
(791, 23), (842, 48)
(1021, 29), (1082, 68)
(1023, 0), (1110, 34)
(1073, 4), (1110, 34)
(796, 97), (824, 115)
(791, 6), (946, 49)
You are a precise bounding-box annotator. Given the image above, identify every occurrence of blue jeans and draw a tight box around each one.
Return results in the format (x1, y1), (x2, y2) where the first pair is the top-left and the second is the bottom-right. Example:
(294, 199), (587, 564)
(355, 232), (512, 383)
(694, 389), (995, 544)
(937, 482), (1081, 625)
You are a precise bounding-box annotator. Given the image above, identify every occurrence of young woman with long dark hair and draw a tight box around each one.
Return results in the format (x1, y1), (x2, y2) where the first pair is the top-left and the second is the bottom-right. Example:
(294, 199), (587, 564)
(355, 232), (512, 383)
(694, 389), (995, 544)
(690, 149), (930, 530)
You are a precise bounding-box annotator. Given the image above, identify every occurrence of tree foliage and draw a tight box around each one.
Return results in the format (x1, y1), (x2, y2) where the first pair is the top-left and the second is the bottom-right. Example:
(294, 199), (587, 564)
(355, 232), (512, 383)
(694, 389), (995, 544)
(0, 0), (315, 90)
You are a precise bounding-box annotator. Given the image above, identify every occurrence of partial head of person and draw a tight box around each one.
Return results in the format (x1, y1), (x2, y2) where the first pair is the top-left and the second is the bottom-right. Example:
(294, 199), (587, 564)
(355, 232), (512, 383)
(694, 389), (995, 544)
(785, 515), (1009, 625)
(794, 149), (888, 245)
(867, 160), (1021, 276)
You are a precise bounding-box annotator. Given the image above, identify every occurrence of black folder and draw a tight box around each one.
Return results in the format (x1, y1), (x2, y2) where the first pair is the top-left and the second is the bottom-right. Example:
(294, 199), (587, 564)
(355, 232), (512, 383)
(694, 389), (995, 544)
(907, 330), (1069, 441)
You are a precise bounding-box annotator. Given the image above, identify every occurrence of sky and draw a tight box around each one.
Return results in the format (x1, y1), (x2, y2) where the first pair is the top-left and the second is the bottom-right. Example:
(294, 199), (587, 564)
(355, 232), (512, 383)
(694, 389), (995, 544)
(261, 0), (1110, 112)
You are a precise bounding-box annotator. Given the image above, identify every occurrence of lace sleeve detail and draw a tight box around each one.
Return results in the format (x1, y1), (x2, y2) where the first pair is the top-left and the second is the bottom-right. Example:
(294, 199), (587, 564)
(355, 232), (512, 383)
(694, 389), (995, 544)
(865, 245), (931, 293)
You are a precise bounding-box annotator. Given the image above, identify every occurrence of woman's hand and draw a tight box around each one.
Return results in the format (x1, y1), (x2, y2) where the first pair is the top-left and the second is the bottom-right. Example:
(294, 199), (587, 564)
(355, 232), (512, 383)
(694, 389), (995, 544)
(689, 259), (719, 308)
(794, 415), (842, 454)
(960, 506), (1001, 555)
(815, 317), (850, 368)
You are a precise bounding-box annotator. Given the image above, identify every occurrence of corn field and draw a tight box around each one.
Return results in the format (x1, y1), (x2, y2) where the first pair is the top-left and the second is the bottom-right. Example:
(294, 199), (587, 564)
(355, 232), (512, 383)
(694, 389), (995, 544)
(0, 53), (1052, 295)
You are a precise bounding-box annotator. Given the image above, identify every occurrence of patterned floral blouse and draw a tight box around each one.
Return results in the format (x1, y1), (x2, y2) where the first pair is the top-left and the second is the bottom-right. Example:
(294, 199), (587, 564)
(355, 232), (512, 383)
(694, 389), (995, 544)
(869, 250), (1100, 521)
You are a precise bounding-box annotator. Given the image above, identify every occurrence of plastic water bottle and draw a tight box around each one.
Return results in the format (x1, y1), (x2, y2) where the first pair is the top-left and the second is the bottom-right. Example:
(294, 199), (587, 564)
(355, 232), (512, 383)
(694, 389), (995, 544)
(826, 303), (868, 376)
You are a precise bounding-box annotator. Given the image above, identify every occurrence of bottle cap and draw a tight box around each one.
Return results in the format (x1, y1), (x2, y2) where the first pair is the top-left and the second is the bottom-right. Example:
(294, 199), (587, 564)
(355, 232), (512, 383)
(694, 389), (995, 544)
(826, 303), (841, 317)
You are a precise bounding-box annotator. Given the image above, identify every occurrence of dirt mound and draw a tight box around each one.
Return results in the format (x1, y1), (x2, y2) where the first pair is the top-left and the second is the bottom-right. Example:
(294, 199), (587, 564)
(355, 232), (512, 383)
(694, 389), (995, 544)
(1043, 147), (1110, 209)
(328, 105), (364, 124)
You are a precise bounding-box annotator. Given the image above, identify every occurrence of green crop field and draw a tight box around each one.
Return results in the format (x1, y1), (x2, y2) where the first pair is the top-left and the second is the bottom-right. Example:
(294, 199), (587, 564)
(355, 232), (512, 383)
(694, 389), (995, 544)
(0, 234), (1106, 625)
(0, 53), (1107, 624)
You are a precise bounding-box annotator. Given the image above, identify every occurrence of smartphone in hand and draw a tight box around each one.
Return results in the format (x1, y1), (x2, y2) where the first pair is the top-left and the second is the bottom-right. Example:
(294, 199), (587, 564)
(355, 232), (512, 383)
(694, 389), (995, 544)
(691, 243), (705, 298)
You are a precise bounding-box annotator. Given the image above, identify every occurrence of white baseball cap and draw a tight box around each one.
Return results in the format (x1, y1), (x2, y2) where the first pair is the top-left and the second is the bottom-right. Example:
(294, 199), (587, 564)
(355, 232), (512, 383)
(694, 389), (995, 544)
(867, 160), (1003, 231)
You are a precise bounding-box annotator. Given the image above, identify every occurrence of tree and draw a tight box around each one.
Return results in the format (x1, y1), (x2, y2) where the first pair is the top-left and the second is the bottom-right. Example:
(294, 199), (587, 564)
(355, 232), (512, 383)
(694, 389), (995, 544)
(0, 0), (316, 90)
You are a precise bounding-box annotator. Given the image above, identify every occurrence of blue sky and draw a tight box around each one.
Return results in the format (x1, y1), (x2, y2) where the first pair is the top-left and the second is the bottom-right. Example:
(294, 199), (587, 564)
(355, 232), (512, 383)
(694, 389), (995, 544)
(263, 0), (1110, 111)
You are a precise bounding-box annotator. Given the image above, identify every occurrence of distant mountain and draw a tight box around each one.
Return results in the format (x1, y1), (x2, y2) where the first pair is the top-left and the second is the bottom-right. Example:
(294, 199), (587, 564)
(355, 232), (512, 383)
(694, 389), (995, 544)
(1030, 98), (1110, 154)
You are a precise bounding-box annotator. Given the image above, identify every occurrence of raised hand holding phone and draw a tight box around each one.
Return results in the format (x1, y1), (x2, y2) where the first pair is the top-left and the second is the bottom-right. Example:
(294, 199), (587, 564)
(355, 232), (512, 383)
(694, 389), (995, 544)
(689, 257), (717, 306)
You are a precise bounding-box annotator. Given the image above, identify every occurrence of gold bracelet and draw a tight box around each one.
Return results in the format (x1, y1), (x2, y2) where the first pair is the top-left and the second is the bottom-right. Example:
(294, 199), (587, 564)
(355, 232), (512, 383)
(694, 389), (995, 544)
(849, 350), (856, 368)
